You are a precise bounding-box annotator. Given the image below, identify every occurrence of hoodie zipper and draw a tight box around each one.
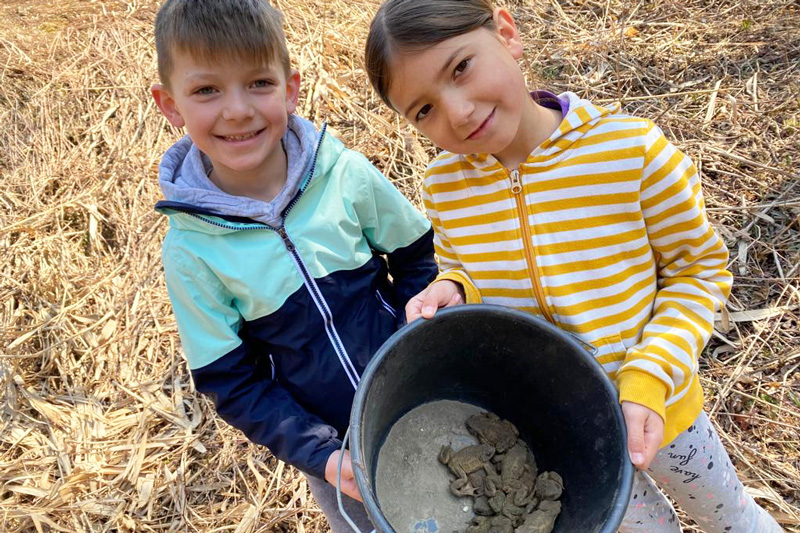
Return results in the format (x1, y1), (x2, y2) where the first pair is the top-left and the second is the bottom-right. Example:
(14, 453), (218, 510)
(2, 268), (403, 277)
(509, 168), (555, 325)
(178, 124), (361, 390)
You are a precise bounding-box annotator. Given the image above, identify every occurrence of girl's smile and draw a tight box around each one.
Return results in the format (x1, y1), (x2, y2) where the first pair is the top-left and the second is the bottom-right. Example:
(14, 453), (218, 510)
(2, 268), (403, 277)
(466, 108), (495, 141)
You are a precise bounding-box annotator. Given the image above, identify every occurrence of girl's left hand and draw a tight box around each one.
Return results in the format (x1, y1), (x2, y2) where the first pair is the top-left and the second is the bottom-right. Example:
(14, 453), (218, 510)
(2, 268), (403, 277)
(621, 401), (664, 470)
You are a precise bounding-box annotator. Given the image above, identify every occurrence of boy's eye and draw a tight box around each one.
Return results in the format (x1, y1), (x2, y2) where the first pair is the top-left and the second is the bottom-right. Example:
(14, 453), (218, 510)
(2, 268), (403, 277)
(253, 79), (274, 88)
(415, 104), (432, 122)
(194, 86), (216, 96)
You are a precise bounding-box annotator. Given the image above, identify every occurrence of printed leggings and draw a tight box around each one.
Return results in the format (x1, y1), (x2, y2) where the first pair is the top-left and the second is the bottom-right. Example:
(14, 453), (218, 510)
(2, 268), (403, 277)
(618, 411), (783, 532)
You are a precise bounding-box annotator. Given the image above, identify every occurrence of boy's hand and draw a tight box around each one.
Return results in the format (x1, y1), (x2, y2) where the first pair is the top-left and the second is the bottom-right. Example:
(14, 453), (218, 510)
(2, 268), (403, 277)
(325, 449), (362, 502)
(621, 401), (664, 470)
(405, 280), (465, 323)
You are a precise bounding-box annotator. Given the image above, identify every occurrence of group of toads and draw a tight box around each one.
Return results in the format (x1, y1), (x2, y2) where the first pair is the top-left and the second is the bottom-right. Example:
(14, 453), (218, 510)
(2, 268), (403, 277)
(438, 412), (564, 533)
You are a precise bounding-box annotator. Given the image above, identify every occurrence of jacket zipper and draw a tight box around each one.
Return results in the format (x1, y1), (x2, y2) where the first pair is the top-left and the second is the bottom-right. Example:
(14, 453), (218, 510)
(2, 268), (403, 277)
(179, 124), (361, 390)
(276, 227), (361, 389)
(509, 169), (555, 325)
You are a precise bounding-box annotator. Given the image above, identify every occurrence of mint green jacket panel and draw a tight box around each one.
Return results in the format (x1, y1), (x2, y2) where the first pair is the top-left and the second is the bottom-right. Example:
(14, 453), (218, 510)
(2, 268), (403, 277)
(284, 134), (431, 281)
(159, 134), (432, 370)
(161, 228), (246, 370)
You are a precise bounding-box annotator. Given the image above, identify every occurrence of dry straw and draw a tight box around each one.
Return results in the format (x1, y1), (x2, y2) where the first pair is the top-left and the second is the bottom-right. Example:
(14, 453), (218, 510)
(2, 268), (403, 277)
(1, 0), (798, 531)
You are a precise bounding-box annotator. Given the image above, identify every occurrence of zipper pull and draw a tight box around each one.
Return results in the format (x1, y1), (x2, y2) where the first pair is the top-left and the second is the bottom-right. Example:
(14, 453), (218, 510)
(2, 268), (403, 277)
(277, 227), (295, 251)
(510, 169), (522, 194)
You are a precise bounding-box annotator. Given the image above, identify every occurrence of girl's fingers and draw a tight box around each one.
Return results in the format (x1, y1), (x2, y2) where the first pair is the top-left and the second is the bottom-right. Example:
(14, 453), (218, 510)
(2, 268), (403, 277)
(405, 288), (431, 323)
(643, 412), (665, 468)
(421, 288), (441, 318)
(622, 402), (647, 468)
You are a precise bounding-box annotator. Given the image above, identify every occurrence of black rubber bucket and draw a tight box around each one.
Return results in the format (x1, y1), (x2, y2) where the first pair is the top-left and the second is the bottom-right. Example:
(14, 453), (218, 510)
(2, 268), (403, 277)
(349, 304), (633, 533)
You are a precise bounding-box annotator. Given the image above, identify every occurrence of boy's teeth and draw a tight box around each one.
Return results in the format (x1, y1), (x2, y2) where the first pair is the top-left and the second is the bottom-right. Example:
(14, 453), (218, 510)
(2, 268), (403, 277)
(224, 132), (257, 141)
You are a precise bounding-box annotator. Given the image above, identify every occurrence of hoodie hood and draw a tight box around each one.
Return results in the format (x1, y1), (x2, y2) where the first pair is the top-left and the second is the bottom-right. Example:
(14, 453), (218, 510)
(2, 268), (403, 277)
(552, 91), (620, 137)
(157, 114), (319, 227)
(463, 91), (620, 169)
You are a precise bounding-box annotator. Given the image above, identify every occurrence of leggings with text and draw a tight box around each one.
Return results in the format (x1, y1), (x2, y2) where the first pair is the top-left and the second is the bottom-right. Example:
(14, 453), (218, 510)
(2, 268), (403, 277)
(618, 411), (783, 532)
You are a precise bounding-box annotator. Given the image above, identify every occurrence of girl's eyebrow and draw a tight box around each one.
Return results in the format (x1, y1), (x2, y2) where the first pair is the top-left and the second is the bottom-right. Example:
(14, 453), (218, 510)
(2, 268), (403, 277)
(402, 45), (467, 117)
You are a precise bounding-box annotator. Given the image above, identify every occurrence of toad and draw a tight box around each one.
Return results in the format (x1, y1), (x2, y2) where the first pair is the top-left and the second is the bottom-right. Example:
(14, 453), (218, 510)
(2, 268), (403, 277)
(466, 412), (519, 453)
(466, 515), (515, 533)
(534, 472), (564, 501)
(439, 443), (497, 497)
(515, 500), (561, 533)
(496, 442), (537, 505)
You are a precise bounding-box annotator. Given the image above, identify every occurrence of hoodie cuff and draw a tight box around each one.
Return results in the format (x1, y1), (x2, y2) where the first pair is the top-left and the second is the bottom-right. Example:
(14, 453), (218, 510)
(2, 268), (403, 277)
(435, 271), (482, 304)
(306, 438), (344, 481)
(617, 370), (669, 424)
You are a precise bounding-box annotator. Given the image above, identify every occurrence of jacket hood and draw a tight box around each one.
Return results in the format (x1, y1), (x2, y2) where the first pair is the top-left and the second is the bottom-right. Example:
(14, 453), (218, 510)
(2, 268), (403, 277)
(553, 91), (620, 137)
(157, 114), (319, 227)
(463, 91), (620, 168)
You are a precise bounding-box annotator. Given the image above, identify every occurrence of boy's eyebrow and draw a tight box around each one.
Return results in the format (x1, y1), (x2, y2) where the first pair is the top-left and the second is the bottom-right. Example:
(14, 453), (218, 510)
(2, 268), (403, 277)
(402, 46), (466, 117)
(182, 65), (278, 83)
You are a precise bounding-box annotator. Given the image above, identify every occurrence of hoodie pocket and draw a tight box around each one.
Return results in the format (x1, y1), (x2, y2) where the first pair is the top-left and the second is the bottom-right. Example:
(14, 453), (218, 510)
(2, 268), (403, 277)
(593, 333), (628, 369)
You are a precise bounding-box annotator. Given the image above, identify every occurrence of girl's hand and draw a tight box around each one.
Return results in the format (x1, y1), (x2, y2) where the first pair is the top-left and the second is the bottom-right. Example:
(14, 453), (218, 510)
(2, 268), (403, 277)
(325, 449), (362, 502)
(621, 401), (664, 470)
(405, 280), (465, 323)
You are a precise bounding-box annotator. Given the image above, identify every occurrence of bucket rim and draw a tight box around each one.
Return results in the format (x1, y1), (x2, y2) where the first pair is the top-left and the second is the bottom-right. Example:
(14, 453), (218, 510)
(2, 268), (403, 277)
(349, 303), (633, 533)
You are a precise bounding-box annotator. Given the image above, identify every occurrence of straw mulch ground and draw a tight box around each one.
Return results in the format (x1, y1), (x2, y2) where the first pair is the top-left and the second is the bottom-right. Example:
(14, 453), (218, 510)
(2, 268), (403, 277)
(1, 0), (798, 531)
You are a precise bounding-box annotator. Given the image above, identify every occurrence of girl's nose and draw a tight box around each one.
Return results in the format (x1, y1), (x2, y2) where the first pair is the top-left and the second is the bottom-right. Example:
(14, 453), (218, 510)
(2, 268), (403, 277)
(443, 98), (473, 127)
(222, 93), (255, 121)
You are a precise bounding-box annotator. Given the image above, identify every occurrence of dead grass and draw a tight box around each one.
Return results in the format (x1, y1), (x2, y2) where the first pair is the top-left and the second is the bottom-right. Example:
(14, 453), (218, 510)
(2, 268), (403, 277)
(1, 0), (798, 531)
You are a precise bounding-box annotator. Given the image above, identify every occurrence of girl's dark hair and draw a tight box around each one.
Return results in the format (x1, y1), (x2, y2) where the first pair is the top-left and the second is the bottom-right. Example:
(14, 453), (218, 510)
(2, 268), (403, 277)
(365, 0), (495, 110)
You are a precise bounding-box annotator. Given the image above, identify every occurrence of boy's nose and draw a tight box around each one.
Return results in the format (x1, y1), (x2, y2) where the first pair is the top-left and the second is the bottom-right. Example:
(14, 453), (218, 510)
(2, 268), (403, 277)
(222, 94), (255, 121)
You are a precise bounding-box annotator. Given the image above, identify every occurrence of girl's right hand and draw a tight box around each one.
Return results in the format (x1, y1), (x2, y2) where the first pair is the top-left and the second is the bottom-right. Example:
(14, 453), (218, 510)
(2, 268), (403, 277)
(405, 280), (465, 323)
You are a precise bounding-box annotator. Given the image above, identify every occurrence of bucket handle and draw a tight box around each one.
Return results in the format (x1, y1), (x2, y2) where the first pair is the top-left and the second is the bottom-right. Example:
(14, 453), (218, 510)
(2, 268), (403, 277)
(568, 332), (598, 355)
(336, 427), (376, 533)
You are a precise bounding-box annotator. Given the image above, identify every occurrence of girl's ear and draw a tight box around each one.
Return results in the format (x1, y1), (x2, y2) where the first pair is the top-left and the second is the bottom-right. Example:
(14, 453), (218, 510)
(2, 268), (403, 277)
(151, 84), (186, 128)
(284, 69), (302, 115)
(493, 7), (524, 60)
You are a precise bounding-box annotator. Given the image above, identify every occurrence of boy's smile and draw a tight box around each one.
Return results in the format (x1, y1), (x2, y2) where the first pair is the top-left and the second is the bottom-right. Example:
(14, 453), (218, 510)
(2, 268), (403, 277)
(386, 9), (560, 169)
(152, 50), (301, 201)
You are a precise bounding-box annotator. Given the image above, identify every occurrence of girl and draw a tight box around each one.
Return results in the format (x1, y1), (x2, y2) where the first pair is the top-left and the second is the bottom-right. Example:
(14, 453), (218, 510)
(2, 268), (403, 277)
(364, 1), (783, 532)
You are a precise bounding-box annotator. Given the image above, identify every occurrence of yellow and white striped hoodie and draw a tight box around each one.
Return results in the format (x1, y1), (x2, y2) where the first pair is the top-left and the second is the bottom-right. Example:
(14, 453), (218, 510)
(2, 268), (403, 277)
(424, 92), (732, 446)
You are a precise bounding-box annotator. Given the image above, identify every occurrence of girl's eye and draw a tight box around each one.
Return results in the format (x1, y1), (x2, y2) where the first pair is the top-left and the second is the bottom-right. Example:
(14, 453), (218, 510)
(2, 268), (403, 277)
(415, 104), (432, 122)
(454, 59), (470, 76)
(194, 86), (216, 96)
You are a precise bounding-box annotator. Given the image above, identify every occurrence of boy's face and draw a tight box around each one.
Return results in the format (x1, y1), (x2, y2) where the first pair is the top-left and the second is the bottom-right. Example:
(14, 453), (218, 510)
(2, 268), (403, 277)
(152, 49), (300, 186)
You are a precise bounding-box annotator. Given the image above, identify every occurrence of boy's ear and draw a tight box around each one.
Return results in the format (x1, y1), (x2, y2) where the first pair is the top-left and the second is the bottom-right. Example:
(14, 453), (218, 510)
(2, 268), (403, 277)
(151, 84), (186, 128)
(493, 8), (523, 60)
(284, 69), (301, 115)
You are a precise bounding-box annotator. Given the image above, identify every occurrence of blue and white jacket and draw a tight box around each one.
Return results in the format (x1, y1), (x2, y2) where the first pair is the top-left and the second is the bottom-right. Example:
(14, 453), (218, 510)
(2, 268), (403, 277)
(156, 116), (436, 479)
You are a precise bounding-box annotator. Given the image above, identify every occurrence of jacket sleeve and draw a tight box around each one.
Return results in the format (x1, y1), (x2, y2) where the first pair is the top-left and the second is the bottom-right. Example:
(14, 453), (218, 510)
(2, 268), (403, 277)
(421, 177), (483, 304)
(351, 154), (438, 307)
(162, 241), (341, 479)
(616, 122), (733, 423)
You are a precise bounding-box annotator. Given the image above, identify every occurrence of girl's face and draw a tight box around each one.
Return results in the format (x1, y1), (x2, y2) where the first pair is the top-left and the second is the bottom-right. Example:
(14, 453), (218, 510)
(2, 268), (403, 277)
(385, 9), (541, 166)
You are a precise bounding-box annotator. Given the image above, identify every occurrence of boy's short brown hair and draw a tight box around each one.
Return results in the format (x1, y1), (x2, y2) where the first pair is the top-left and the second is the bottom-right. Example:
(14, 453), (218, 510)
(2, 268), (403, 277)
(155, 0), (290, 87)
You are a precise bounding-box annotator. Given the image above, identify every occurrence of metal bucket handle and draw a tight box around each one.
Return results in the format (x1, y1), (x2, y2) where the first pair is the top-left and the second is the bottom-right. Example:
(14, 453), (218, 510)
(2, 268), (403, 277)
(336, 426), (376, 533)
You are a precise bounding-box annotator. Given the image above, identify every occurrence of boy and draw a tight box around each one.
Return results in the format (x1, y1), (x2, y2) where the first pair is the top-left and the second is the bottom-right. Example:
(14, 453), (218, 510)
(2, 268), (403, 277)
(150, 0), (437, 529)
